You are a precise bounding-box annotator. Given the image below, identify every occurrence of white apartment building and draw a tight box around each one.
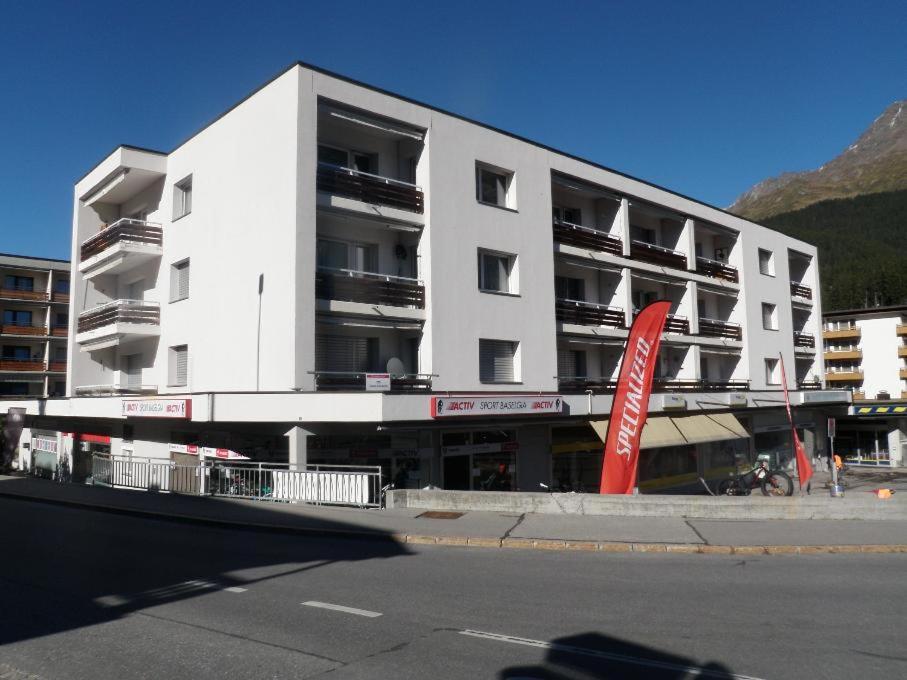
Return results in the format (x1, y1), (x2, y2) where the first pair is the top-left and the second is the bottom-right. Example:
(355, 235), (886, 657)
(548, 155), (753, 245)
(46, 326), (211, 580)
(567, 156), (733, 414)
(3, 62), (850, 492)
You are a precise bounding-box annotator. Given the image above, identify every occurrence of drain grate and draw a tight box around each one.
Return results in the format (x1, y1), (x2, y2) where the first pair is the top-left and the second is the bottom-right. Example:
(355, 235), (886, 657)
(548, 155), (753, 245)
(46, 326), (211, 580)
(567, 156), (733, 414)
(417, 511), (464, 520)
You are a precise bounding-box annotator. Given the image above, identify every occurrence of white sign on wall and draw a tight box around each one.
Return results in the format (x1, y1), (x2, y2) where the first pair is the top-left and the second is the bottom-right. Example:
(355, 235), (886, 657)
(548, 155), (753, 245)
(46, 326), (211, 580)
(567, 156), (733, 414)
(365, 373), (391, 391)
(32, 437), (58, 454)
(431, 396), (563, 418)
(122, 399), (192, 419)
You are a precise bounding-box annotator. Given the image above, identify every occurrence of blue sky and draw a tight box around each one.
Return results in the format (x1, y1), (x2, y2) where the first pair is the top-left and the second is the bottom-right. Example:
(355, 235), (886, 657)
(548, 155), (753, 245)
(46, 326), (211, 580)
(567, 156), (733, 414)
(1, 0), (904, 260)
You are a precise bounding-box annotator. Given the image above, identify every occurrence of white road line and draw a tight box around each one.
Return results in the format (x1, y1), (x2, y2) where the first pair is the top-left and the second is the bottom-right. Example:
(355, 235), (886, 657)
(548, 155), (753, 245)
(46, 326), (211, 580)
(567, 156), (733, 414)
(302, 601), (382, 618)
(459, 630), (766, 680)
(224, 587), (248, 593)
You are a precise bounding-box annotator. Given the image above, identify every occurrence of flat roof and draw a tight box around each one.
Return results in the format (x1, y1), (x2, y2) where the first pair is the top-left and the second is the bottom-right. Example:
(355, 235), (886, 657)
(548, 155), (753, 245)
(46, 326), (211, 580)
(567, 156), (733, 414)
(78, 61), (782, 228)
(824, 305), (907, 318)
(0, 251), (70, 266)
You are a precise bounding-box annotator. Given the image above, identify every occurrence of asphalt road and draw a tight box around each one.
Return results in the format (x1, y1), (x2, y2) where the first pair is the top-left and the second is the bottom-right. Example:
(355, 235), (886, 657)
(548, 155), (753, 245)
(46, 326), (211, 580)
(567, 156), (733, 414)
(1, 497), (905, 679)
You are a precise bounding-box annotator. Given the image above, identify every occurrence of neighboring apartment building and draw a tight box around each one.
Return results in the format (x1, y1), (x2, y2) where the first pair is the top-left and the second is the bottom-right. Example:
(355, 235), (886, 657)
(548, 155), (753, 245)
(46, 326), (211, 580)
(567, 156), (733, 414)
(0, 253), (70, 398)
(1, 62), (848, 491)
(822, 306), (907, 466)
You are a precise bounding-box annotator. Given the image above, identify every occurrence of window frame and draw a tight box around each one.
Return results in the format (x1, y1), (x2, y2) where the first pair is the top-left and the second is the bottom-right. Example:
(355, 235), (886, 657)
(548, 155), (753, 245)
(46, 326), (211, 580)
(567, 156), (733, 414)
(477, 249), (517, 295)
(169, 259), (190, 303)
(475, 162), (516, 211)
(758, 248), (774, 276)
(168, 344), (189, 387)
(764, 358), (780, 385)
(172, 175), (193, 221)
(761, 302), (778, 331)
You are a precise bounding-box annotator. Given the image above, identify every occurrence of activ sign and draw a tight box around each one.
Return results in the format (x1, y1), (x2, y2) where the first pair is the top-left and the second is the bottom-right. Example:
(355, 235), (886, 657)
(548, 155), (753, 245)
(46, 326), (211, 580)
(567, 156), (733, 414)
(430, 396), (563, 418)
(122, 398), (192, 419)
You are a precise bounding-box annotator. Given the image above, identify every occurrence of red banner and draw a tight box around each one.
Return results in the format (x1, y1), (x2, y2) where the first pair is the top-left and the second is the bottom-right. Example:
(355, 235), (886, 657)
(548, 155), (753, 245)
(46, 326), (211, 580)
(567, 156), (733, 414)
(779, 354), (813, 490)
(600, 301), (672, 494)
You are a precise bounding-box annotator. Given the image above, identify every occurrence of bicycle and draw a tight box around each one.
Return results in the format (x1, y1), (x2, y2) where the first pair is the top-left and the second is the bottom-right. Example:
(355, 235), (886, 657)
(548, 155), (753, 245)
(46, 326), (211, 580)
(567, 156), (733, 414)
(715, 461), (793, 497)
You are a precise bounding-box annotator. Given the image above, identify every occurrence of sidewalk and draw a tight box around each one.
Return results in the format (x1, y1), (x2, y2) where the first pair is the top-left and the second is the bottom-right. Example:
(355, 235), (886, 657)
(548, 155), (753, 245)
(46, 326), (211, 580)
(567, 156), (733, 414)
(2, 474), (907, 555)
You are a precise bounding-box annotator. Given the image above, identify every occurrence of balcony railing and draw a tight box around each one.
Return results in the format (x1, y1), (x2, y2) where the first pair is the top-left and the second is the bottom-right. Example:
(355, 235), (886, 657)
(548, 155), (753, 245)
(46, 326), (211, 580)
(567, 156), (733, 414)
(77, 300), (161, 334)
(555, 299), (624, 328)
(80, 218), (164, 262)
(0, 358), (46, 372)
(653, 379), (750, 392)
(630, 240), (687, 270)
(698, 317), (742, 340)
(0, 285), (47, 301)
(0, 323), (48, 337)
(51, 324), (68, 337)
(790, 282), (812, 300)
(794, 332), (816, 348)
(51, 291), (70, 303)
(48, 361), (67, 373)
(552, 220), (622, 256)
(316, 268), (425, 309)
(74, 384), (159, 396)
(316, 163), (424, 213)
(632, 312), (689, 335)
(312, 371), (433, 391)
(825, 369), (863, 382)
(556, 376), (618, 393)
(695, 257), (738, 283)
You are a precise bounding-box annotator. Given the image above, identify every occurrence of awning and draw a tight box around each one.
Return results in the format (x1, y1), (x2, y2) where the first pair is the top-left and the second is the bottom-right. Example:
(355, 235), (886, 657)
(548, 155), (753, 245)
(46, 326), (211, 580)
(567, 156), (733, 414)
(589, 413), (748, 450)
(320, 104), (424, 141)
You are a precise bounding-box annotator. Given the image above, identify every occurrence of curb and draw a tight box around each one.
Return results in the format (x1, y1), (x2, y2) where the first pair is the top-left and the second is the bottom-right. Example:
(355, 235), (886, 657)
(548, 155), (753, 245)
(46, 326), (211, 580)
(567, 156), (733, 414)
(3, 490), (907, 556)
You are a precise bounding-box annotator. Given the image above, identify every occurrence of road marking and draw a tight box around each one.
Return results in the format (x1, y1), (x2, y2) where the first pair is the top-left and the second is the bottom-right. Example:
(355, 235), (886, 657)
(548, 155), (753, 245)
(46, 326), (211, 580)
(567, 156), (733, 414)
(224, 586), (247, 593)
(459, 630), (766, 680)
(93, 594), (130, 608)
(302, 601), (382, 618)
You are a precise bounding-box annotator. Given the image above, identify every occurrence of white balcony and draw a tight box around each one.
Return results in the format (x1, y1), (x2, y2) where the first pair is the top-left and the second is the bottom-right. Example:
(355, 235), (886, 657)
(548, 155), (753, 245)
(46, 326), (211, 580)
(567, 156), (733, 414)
(75, 300), (160, 351)
(79, 218), (163, 280)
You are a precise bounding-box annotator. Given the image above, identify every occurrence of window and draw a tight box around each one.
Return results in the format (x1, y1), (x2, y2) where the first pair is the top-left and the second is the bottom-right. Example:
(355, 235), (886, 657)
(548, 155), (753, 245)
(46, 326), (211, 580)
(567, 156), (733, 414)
(552, 206), (582, 225)
(3, 309), (32, 326)
(2, 345), (30, 359)
(54, 278), (70, 294)
(476, 163), (514, 209)
(173, 175), (192, 220)
(632, 290), (658, 313)
(316, 239), (378, 273)
(480, 339), (518, 383)
(477, 250), (516, 294)
(557, 349), (586, 377)
(169, 345), (188, 387)
(3, 275), (33, 291)
(762, 303), (777, 330)
(170, 260), (190, 302)
(317, 145), (377, 173)
(764, 358), (779, 385)
(555, 275), (585, 301)
(315, 335), (380, 373)
(631, 226), (656, 245)
(54, 312), (68, 328)
(758, 249), (774, 276)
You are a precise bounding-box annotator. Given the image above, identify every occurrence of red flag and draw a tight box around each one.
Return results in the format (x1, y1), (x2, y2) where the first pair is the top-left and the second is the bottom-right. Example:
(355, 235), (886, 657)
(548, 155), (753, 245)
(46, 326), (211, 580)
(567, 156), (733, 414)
(600, 301), (672, 494)
(779, 354), (813, 490)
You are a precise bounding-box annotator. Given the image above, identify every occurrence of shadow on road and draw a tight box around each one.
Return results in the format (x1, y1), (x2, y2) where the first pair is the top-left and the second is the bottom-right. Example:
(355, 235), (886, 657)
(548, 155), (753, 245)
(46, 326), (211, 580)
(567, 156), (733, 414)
(499, 631), (739, 679)
(0, 476), (411, 648)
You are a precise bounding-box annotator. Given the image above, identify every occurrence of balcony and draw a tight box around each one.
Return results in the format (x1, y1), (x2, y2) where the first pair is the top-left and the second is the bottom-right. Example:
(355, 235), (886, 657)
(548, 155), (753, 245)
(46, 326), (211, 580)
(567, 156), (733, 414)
(826, 348), (862, 361)
(798, 379), (823, 390)
(555, 299), (624, 328)
(653, 379), (750, 392)
(630, 240), (687, 270)
(552, 220), (622, 256)
(901, 368), (907, 380)
(79, 218), (164, 280)
(51, 291), (70, 304)
(315, 268), (424, 309)
(793, 332), (816, 349)
(631, 312), (689, 335)
(48, 361), (66, 373)
(313, 371), (432, 391)
(698, 317), (742, 341)
(0, 358), (45, 372)
(853, 391), (867, 400)
(316, 163), (423, 214)
(74, 384), (158, 397)
(76, 300), (161, 350)
(51, 324), (68, 337)
(557, 376), (618, 393)
(790, 283), (812, 300)
(897, 324), (907, 337)
(825, 369), (863, 383)
(898, 346), (907, 358)
(0, 285), (46, 302)
(0, 322), (48, 337)
(823, 326), (860, 341)
(695, 257), (738, 283)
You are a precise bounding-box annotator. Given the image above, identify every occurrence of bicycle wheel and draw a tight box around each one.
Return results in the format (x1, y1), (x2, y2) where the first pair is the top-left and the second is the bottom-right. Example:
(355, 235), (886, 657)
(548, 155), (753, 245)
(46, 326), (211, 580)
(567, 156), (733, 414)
(761, 471), (793, 497)
(716, 479), (735, 496)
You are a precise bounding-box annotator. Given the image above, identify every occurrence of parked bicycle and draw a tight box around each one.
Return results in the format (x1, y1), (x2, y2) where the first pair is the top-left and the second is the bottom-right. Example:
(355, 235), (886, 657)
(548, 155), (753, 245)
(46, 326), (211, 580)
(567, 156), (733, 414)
(715, 461), (793, 497)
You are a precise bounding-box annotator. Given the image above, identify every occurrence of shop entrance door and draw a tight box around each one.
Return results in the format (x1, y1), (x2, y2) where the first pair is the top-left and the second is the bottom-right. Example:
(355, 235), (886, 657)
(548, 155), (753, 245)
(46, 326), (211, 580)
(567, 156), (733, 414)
(443, 454), (471, 490)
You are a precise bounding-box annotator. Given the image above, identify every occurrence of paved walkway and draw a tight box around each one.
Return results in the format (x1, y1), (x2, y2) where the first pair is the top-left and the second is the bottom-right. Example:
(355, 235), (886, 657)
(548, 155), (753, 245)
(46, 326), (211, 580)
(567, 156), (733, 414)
(2, 473), (906, 555)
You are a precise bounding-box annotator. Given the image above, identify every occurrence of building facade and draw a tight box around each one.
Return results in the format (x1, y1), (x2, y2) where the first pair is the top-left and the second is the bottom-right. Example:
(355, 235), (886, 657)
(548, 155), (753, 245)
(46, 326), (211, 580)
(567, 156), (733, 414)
(822, 306), (907, 466)
(0, 253), (70, 399)
(3, 62), (848, 491)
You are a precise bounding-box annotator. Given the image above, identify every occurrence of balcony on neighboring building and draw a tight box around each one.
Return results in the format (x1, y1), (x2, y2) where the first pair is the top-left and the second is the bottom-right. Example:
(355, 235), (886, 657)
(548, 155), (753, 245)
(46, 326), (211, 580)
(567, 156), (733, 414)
(695, 257), (738, 283)
(315, 268), (424, 309)
(653, 378), (750, 392)
(51, 324), (68, 337)
(793, 332), (816, 349)
(75, 300), (161, 350)
(630, 240), (687, 270)
(826, 348), (861, 361)
(0, 284), (47, 302)
(790, 282), (812, 300)
(0, 322), (48, 337)
(698, 317), (742, 341)
(825, 369), (863, 383)
(897, 323), (907, 337)
(0, 357), (45, 372)
(79, 218), (164, 280)
(823, 324), (860, 341)
(47, 360), (66, 373)
(552, 220), (622, 256)
(898, 346), (907, 358)
(555, 299), (624, 328)
(316, 163), (424, 214)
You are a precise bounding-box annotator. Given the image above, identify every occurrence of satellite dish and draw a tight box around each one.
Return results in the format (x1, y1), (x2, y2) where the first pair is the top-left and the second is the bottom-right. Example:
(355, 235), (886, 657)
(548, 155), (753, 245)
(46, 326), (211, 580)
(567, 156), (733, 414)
(386, 357), (406, 377)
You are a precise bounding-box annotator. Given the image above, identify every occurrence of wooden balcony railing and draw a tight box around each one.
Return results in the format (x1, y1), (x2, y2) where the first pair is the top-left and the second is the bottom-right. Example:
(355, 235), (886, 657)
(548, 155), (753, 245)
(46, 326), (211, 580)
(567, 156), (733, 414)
(80, 218), (164, 261)
(48, 361), (67, 373)
(630, 240), (687, 270)
(0, 358), (46, 372)
(698, 317), (742, 340)
(0, 323), (48, 337)
(790, 282), (812, 299)
(313, 371), (433, 391)
(77, 300), (160, 334)
(0, 287), (46, 301)
(552, 220), (622, 256)
(695, 257), (738, 283)
(316, 163), (424, 213)
(794, 332), (816, 348)
(632, 312), (688, 335)
(316, 269), (425, 308)
(653, 379), (750, 392)
(51, 325), (68, 337)
(555, 299), (624, 328)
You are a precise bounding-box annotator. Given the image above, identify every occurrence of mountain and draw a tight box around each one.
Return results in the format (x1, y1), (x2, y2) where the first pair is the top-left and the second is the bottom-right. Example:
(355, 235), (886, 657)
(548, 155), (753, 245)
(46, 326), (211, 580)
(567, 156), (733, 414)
(763, 189), (907, 310)
(730, 101), (907, 220)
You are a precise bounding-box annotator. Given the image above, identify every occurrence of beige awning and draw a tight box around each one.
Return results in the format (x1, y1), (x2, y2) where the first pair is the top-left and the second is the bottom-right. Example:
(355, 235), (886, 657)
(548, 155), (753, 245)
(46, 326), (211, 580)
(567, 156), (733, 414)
(590, 413), (748, 450)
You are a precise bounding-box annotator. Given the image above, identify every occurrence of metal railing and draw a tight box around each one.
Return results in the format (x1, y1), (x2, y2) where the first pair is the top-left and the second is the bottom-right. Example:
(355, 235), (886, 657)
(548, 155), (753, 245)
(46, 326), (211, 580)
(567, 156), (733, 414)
(92, 454), (203, 494)
(552, 220), (622, 255)
(81, 218), (164, 261)
(317, 162), (424, 213)
(315, 267), (425, 308)
(555, 376), (750, 393)
(77, 300), (160, 333)
(698, 317), (743, 340)
(793, 332), (816, 348)
(630, 239), (688, 269)
(797, 380), (823, 390)
(556, 376), (618, 393)
(695, 257), (738, 283)
(555, 298), (625, 328)
(790, 282), (812, 299)
(312, 371), (434, 391)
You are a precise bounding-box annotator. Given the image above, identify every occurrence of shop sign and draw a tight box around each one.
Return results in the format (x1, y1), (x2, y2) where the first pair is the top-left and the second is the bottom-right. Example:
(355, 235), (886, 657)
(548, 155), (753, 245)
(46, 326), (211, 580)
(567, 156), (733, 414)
(169, 444), (200, 455)
(122, 398), (192, 419)
(365, 373), (391, 392)
(431, 396), (563, 418)
(33, 437), (58, 454)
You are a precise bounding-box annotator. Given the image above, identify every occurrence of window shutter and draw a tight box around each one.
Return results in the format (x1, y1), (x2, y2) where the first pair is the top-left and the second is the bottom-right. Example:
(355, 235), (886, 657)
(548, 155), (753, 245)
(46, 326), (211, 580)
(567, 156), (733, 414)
(175, 347), (188, 385)
(171, 261), (190, 301)
(557, 349), (575, 377)
(480, 340), (515, 382)
(316, 335), (374, 373)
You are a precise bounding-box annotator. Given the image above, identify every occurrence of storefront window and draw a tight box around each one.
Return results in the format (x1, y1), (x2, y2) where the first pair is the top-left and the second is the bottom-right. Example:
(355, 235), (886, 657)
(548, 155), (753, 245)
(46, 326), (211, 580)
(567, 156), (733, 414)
(441, 429), (517, 491)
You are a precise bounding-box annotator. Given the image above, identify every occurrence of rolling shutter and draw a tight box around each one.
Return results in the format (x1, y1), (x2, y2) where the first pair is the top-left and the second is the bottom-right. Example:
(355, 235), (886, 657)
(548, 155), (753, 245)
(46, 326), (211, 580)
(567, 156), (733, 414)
(316, 335), (377, 373)
(557, 349), (576, 377)
(480, 340), (516, 383)
(175, 346), (188, 385)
